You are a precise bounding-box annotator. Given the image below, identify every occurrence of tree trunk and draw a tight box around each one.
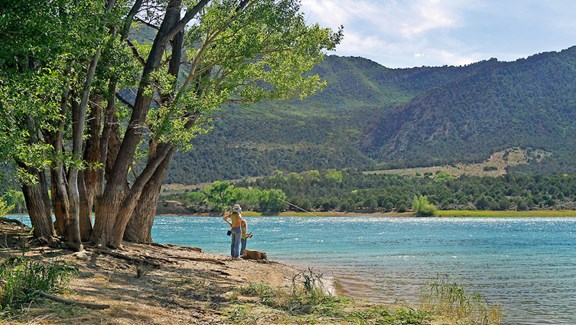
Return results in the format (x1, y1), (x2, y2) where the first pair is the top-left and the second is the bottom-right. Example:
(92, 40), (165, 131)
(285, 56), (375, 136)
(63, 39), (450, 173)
(67, 23), (107, 251)
(91, 110), (128, 247)
(45, 63), (71, 238)
(92, 182), (126, 247)
(78, 172), (94, 241)
(77, 95), (103, 241)
(91, 0), (210, 247)
(50, 168), (70, 238)
(108, 145), (174, 247)
(92, 1), (182, 247)
(20, 168), (55, 242)
(123, 21), (183, 244)
(124, 146), (175, 243)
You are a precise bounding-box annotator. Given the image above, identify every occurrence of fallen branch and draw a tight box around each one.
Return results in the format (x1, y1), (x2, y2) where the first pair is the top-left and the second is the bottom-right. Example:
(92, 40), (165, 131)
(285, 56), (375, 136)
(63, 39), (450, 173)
(36, 291), (110, 309)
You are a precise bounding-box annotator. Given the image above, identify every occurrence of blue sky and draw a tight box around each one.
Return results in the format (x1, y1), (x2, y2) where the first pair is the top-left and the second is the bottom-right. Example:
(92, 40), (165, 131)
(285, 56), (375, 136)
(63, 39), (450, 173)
(300, 0), (576, 68)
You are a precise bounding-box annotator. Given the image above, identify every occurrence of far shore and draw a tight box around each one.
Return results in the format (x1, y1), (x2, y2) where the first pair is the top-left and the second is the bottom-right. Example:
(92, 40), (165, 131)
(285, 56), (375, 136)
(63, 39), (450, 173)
(156, 209), (576, 218)
(7, 209), (576, 220)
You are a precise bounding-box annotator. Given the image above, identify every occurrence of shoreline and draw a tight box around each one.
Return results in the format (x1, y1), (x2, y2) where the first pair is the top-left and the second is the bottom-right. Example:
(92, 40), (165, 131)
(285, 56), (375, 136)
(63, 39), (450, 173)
(156, 209), (576, 218)
(7, 209), (576, 219)
(2, 240), (311, 324)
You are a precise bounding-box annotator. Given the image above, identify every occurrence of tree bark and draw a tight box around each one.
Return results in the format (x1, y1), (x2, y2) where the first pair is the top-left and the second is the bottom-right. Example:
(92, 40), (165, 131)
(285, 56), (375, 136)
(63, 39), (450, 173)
(92, 0), (182, 247)
(108, 145), (174, 247)
(124, 145), (175, 243)
(20, 167), (54, 242)
(50, 168), (70, 238)
(91, 109), (128, 247)
(78, 174), (94, 241)
(78, 95), (102, 241)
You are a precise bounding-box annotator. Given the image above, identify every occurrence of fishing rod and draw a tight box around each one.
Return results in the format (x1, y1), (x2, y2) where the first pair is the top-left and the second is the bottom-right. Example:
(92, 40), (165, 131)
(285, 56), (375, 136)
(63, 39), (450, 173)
(279, 198), (321, 218)
(247, 225), (256, 237)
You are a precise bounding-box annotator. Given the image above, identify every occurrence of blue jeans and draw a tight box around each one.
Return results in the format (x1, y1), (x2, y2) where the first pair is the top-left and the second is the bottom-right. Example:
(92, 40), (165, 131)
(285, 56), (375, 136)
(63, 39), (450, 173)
(230, 227), (241, 258)
(241, 238), (247, 255)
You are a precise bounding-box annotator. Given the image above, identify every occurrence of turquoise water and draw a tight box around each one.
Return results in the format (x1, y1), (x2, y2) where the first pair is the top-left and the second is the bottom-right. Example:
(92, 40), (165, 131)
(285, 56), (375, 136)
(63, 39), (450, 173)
(151, 216), (576, 324)
(12, 215), (575, 323)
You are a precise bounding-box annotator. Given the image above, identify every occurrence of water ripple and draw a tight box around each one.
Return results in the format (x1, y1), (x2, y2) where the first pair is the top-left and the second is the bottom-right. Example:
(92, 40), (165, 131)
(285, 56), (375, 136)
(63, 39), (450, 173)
(147, 216), (576, 324)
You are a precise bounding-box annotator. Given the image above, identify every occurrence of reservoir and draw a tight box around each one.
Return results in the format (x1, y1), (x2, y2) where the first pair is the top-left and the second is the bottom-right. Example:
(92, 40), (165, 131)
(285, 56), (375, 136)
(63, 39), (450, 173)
(152, 216), (576, 324)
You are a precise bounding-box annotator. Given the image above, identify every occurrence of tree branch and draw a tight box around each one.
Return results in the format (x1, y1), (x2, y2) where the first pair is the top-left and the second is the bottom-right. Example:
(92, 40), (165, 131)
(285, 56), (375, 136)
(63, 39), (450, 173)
(125, 38), (146, 67)
(121, 0), (143, 40)
(134, 16), (160, 31)
(164, 0), (211, 42)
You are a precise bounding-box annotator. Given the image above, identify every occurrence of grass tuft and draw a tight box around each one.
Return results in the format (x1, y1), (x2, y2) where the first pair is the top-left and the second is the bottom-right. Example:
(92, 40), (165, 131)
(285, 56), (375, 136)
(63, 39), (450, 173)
(0, 257), (78, 317)
(420, 274), (503, 324)
(229, 268), (434, 324)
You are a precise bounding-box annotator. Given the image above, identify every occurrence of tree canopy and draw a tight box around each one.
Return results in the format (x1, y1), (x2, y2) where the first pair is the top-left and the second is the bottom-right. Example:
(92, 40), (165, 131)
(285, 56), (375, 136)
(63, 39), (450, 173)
(0, 0), (342, 248)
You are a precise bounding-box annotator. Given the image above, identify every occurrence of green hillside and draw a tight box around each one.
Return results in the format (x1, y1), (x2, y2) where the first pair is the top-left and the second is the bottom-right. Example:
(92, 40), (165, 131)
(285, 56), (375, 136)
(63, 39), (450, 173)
(167, 47), (576, 184)
(363, 48), (576, 171)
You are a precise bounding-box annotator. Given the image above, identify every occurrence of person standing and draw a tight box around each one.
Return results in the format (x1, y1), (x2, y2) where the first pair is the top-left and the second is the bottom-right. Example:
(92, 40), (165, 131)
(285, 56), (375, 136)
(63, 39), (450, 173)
(240, 218), (253, 256)
(223, 204), (243, 259)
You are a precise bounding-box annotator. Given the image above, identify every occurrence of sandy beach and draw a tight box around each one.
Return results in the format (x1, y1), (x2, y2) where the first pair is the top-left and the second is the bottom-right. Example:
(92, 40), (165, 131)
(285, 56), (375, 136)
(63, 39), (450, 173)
(1, 218), (512, 324)
(1, 240), (305, 324)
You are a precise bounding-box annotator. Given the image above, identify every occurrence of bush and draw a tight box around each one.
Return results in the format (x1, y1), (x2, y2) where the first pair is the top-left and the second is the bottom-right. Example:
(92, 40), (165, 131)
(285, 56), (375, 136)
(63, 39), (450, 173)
(0, 257), (78, 314)
(412, 195), (437, 217)
(0, 198), (13, 216)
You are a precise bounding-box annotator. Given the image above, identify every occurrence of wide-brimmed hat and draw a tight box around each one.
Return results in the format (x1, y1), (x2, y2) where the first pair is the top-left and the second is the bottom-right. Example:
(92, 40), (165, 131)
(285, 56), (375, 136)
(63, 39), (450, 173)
(232, 204), (242, 213)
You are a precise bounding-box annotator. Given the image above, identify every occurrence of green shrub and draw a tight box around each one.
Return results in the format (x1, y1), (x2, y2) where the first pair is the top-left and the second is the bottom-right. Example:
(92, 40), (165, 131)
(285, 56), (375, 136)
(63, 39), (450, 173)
(0, 198), (14, 216)
(412, 195), (437, 217)
(0, 257), (78, 314)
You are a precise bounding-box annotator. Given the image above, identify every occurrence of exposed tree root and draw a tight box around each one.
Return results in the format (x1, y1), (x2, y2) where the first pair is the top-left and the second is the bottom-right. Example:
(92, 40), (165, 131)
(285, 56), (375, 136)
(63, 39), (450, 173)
(36, 291), (110, 310)
(89, 247), (166, 267)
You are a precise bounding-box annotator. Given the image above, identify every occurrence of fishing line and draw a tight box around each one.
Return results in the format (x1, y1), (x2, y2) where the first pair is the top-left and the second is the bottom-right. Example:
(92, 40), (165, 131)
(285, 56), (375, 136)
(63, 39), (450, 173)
(279, 198), (321, 218)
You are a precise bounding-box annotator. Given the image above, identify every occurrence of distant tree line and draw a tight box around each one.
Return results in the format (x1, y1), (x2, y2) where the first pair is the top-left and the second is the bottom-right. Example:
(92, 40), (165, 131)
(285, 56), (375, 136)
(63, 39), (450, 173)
(167, 180), (288, 213)
(165, 169), (576, 213)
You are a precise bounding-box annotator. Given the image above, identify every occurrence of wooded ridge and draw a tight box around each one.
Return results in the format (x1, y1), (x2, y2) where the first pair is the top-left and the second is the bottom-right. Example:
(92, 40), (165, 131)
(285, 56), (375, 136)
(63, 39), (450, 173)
(166, 47), (576, 184)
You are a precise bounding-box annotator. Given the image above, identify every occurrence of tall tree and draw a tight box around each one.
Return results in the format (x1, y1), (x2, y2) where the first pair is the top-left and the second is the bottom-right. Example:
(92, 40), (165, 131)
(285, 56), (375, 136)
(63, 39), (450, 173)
(95, 0), (342, 247)
(0, 0), (134, 247)
(0, 0), (342, 249)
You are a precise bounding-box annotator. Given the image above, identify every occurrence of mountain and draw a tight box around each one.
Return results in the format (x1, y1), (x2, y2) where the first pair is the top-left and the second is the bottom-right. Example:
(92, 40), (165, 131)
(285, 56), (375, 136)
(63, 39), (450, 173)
(165, 47), (576, 184)
(363, 48), (576, 169)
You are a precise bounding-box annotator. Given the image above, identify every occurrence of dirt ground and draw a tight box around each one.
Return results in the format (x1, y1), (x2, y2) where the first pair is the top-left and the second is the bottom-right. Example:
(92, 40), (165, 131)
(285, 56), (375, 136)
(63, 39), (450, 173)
(0, 220), (300, 324)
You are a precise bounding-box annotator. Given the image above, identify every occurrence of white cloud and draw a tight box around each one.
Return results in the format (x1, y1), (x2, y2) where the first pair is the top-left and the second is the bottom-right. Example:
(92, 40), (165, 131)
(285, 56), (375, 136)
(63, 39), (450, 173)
(300, 0), (477, 67)
(300, 0), (576, 68)
(397, 0), (459, 38)
(301, 0), (471, 37)
(301, 0), (353, 28)
(338, 31), (384, 54)
(424, 49), (481, 66)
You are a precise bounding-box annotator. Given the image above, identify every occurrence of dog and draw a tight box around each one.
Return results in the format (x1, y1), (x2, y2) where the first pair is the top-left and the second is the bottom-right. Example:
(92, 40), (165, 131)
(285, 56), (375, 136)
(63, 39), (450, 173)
(241, 249), (268, 260)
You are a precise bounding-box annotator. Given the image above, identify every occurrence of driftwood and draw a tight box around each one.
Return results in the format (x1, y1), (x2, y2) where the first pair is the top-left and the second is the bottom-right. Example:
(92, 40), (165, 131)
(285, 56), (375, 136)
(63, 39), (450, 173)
(143, 242), (173, 249)
(36, 291), (110, 309)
